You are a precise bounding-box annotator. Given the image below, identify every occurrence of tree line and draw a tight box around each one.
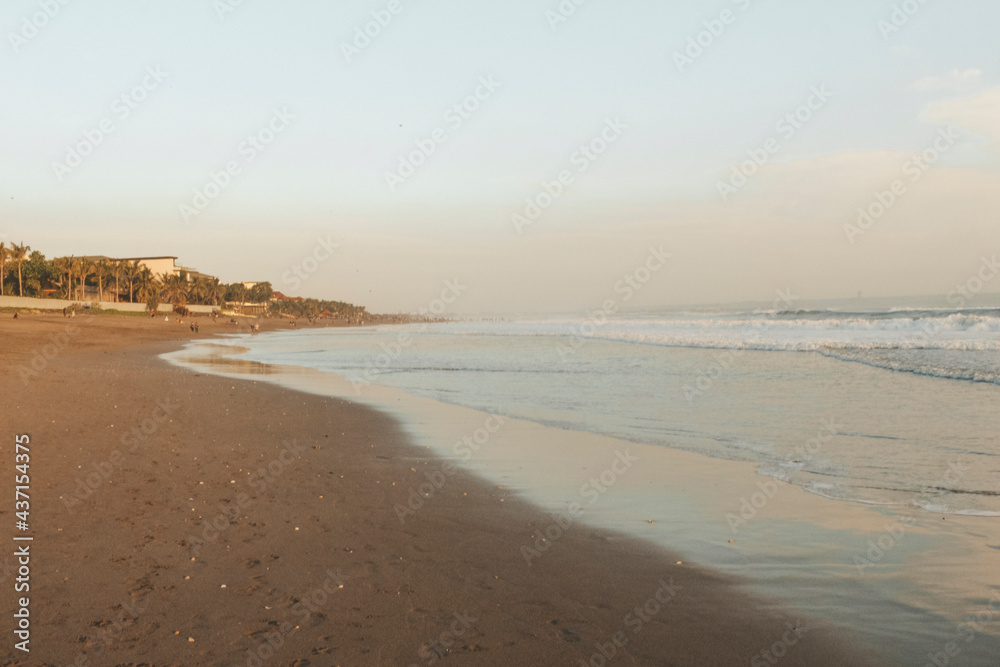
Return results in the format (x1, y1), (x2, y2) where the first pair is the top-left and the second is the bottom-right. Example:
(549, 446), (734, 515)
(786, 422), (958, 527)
(0, 242), (367, 319)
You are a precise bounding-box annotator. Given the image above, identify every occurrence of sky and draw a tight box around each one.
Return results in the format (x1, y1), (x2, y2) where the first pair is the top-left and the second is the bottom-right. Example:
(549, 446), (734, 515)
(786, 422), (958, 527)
(2, 0), (999, 314)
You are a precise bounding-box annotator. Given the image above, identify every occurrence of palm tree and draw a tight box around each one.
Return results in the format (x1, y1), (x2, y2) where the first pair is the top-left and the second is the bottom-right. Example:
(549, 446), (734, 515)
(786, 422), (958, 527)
(0, 242), (7, 296)
(123, 260), (141, 302)
(53, 257), (73, 299)
(205, 277), (225, 306)
(137, 270), (162, 304)
(110, 260), (122, 302)
(68, 256), (84, 300)
(188, 276), (208, 305)
(51, 257), (66, 298)
(134, 265), (157, 303)
(161, 273), (190, 306)
(78, 259), (95, 301)
(229, 283), (247, 313)
(93, 260), (113, 302)
(11, 243), (29, 297)
(143, 279), (164, 313)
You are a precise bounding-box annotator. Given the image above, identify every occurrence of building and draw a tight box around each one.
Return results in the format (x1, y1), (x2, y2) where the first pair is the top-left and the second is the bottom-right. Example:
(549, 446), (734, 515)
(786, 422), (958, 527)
(81, 256), (216, 283)
(271, 291), (303, 303)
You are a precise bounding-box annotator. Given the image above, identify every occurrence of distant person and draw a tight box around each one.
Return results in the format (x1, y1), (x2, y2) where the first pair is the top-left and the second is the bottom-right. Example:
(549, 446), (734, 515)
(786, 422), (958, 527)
(13, 311), (19, 319)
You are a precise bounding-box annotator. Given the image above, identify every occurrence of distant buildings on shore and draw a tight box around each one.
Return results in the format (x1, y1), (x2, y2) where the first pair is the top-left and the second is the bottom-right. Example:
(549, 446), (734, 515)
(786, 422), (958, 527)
(81, 255), (216, 283)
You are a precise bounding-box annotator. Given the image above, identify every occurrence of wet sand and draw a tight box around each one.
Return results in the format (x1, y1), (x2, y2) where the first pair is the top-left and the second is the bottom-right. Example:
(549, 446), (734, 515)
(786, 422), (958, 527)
(0, 313), (884, 665)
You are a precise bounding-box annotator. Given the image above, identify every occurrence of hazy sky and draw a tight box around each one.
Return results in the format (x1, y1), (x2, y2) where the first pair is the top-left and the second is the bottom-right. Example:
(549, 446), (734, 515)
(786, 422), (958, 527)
(2, 0), (999, 313)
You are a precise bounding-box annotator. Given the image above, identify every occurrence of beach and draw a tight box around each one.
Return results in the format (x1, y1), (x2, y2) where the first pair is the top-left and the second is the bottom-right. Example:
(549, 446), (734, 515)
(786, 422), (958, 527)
(0, 313), (884, 666)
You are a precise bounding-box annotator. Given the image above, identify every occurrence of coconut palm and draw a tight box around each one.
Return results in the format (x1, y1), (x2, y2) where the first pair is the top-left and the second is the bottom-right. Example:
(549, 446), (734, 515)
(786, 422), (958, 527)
(143, 279), (164, 313)
(137, 269), (162, 304)
(93, 260), (113, 302)
(113, 259), (128, 302)
(188, 276), (208, 305)
(0, 242), (8, 296)
(67, 256), (85, 300)
(122, 260), (141, 302)
(52, 257), (65, 298)
(205, 277), (225, 306)
(10, 242), (29, 297)
(161, 273), (189, 306)
(52, 257), (73, 299)
(135, 266), (159, 302)
(78, 259), (95, 301)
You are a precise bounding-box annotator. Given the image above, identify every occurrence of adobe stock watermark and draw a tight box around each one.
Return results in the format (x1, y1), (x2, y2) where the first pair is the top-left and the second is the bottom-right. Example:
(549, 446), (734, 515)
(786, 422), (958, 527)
(185, 439), (307, 557)
(214, 0), (249, 21)
(281, 235), (341, 290)
(683, 288), (798, 402)
(341, 0), (414, 64)
(750, 621), (810, 666)
(394, 413), (507, 524)
(521, 449), (639, 566)
(545, 0), (591, 32)
(384, 76), (501, 192)
(407, 611), (478, 666)
(843, 126), (960, 244)
(920, 589), (1000, 667)
(947, 255), (999, 308)
(7, 0), (73, 54)
(240, 568), (348, 667)
(852, 459), (967, 574)
(16, 322), (80, 385)
(51, 66), (168, 183)
(877, 0), (933, 41)
(66, 595), (148, 665)
(717, 86), (833, 202)
(726, 417), (841, 533)
(179, 108), (294, 223)
(62, 398), (180, 513)
(577, 577), (681, 667)
(556, 245), (670, 360)
(350, 278), (466, 394)
(511, 117), (627, 234)
(673, 0), (757, 73)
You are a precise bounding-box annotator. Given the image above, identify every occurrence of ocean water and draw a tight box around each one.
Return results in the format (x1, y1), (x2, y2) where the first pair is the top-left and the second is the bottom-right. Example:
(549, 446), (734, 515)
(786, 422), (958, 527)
(166, 296), (1000, 663)
(227, 299), (1000, 517)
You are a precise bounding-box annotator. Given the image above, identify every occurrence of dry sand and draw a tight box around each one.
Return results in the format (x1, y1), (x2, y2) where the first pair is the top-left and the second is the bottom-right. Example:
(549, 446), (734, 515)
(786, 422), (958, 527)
(0, 313), (885, 665)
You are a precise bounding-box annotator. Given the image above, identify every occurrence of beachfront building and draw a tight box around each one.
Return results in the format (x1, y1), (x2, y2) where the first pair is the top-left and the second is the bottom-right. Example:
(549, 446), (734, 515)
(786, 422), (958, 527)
(80, 255), (215, 283)
(72, 255), (217, 302)
(119, 256), (216, 283)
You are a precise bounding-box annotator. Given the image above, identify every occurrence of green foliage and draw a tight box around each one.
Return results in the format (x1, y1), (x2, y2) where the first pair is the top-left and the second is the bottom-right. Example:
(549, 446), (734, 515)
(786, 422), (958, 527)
(248, 282), (273, 303)
(21, 251), (55, 297)
(223, 282), (247, 303)
(2, 242), (370, 317)
(270, 297), (367, 319)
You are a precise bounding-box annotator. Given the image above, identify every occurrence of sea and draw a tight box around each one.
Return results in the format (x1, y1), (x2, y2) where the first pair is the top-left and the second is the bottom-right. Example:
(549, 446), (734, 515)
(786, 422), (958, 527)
(166, 294), (1000, 665)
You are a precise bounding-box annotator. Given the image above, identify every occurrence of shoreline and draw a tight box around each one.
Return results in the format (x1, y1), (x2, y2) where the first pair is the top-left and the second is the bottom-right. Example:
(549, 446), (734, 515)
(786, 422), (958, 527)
(1, 314), (884, 665)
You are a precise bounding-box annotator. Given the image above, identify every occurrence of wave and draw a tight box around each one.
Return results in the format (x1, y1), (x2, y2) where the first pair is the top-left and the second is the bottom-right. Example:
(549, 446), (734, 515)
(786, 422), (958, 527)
(818, 349), (1000, 385)
(426, 311), (1000, 353)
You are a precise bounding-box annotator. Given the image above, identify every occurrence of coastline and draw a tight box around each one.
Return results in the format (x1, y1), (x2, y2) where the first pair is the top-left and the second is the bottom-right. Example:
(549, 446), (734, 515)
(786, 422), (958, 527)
(1, 314), (884, 665)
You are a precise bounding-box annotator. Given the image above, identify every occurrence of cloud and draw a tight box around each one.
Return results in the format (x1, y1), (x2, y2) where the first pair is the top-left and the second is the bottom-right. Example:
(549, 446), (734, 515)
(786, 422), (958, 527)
(908, 69), (983, 93)
(923, 86), (1000, 152)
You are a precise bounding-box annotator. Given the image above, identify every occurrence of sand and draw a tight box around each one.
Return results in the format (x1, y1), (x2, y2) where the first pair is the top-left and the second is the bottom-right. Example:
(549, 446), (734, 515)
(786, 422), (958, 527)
(0, 312), (885, 665)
